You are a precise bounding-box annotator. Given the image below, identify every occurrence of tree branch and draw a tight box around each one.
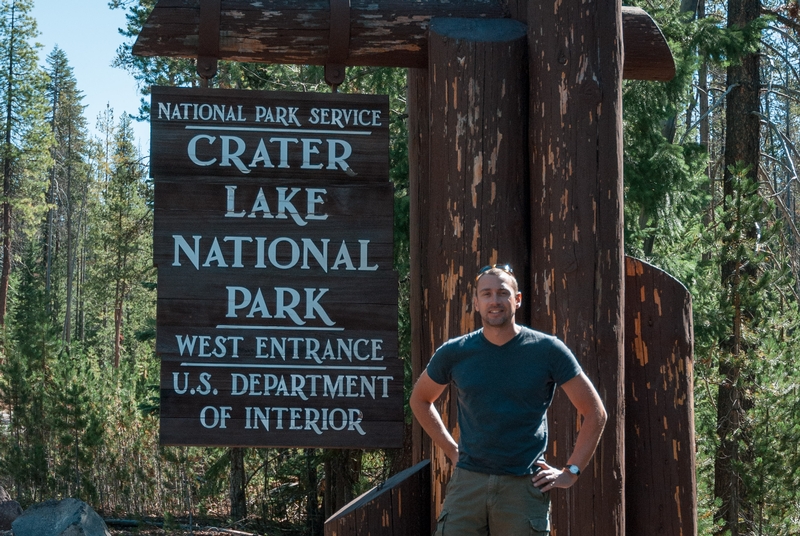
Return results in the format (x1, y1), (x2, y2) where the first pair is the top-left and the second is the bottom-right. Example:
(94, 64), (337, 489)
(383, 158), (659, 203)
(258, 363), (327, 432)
(762, 7), (800, 34)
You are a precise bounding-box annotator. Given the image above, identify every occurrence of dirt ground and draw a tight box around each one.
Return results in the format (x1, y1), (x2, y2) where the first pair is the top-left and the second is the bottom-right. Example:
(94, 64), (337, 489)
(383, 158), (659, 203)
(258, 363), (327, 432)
(105, 519), (304, 536)
(108, 527), (234, 536)
(108, 527), (272, 536)
(108, 528), (250, 536)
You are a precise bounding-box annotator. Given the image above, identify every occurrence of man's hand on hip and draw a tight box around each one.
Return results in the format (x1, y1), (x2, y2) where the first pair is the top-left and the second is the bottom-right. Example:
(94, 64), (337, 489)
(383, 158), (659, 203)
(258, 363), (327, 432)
(531, 460), (578, 492)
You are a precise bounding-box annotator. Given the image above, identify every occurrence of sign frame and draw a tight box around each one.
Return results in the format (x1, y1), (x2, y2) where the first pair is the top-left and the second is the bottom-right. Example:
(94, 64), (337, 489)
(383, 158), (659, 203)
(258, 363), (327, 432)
(151, 86), (402, 448)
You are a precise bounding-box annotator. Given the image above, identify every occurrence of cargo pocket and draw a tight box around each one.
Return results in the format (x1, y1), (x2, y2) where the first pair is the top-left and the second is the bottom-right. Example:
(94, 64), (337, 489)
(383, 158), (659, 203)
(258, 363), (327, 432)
(529, 516), (550, 535)
(433, 510), (448, 536)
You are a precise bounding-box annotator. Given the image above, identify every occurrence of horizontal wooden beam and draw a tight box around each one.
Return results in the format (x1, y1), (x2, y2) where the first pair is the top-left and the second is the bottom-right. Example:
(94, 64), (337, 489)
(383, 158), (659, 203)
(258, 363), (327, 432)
(621, 6), (676, 81)
(133, 0), (675, 81)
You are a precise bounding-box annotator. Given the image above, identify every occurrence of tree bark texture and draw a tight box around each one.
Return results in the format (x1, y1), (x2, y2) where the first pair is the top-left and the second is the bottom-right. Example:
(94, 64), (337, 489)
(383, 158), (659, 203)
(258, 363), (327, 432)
(229, 447), (247, 522)
(408, 16), (529, 526)
(134, 0), (506, 68)
(715, 0), (761, 530)
(306, 449), (323, 536)
(324, 450), (362, 519)
(133, 0), (674, 81)
(625, 257), (697, 536)
(0, 2), (15, 329)
(64, 144), (74, 346)
(527, 0), (625, 533)
(408, 64), (429, 467)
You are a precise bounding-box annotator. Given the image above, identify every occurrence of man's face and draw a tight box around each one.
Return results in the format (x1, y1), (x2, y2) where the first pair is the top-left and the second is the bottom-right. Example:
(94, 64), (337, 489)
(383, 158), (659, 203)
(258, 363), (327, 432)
(473, 273), (521, 328)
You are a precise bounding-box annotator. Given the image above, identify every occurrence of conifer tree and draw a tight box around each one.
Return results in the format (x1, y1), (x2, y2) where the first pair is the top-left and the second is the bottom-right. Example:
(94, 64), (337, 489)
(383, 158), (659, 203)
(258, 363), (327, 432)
(0, 0), (50, 327)
(43, 46), (89, 346)
(50, 352), (105, 501)
(0, 246), (60, 502)
(714, 0), (763, 530)
(87, 113), (150, 367)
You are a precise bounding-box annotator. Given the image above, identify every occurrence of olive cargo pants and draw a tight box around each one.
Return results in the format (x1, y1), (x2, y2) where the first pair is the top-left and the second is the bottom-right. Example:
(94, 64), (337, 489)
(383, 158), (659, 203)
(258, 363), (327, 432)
(434, 467), (550, 536)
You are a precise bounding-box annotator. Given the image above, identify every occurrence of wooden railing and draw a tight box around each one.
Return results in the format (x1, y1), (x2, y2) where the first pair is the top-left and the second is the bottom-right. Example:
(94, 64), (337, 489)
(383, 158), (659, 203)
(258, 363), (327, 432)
(324, 460), (431, 536)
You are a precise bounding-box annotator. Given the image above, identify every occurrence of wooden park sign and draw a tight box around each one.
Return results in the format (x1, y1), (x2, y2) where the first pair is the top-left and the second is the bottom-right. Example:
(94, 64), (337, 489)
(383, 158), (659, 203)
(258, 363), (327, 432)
(136, 1), (696, 534)
(151, 86), (402, 448)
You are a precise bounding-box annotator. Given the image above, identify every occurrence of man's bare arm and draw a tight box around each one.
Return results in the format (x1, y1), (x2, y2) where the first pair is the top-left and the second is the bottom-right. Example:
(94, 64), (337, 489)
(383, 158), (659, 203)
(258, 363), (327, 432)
(533, 372), (607, 491)
(409, 370), (459, 463)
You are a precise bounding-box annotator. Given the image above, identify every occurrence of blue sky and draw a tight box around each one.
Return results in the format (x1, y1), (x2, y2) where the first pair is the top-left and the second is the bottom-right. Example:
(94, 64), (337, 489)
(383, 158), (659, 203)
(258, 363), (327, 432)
(30, 0), (151, 150)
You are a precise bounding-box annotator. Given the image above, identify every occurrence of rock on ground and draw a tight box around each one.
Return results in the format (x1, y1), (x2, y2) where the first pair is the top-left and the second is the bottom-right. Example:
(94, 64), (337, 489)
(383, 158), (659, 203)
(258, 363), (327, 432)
(12, 498), (110, 536)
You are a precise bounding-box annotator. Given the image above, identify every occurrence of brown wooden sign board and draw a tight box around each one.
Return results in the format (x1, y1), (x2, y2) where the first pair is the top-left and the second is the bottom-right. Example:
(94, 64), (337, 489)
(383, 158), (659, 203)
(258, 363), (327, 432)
(151, 87), (402, 448)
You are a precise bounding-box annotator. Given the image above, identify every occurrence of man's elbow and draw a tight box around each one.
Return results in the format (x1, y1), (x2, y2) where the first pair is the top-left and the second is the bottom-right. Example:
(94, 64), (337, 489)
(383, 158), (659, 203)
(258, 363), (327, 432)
(594, 402), (608, 431)
(409, 388), (428, 416)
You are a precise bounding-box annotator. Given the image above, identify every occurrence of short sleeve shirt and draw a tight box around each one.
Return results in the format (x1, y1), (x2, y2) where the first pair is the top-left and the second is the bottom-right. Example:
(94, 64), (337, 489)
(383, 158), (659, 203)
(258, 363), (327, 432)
(426, 326), (582, 475)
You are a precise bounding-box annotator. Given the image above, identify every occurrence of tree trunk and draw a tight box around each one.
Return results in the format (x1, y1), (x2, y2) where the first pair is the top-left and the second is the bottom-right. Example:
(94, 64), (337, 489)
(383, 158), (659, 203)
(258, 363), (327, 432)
(323, 450), (361, 518)
(0, 1), (17, 329)
(699, 0), (712, 248)
(229, 447), (247, 522)
(77, 194), (87, 343)
(63, 124), (74, 346)
(113, 304), (122, 368)
(113, 242), (126, 367)
(44, 58), (61, 308)
(715, 0), (761, 530)
(305, 448), (323, 536)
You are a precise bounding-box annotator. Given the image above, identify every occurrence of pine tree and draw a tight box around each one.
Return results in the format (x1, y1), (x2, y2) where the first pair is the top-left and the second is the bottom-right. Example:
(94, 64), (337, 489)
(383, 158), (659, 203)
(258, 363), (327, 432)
(713, 0), (763, 529)
(0, 0), (50, 328)
(42, 46), (90, 347)
(50, 352), (105, 501)
(0, 246), (61, 503)
(86, 113), (151, 368)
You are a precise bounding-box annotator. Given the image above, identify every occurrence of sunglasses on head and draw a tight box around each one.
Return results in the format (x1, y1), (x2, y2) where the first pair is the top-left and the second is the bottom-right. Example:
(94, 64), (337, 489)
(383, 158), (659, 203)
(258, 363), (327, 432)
(475, 264), (514, 281)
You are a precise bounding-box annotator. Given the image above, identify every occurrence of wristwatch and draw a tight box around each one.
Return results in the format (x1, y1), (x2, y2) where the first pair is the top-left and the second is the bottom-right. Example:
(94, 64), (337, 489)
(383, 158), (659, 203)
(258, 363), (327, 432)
(566, 464), (581, 477)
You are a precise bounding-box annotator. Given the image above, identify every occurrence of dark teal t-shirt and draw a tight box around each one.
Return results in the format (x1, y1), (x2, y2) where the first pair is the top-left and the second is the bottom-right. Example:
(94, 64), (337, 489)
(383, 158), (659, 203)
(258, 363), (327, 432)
(426, 326), (582, 475)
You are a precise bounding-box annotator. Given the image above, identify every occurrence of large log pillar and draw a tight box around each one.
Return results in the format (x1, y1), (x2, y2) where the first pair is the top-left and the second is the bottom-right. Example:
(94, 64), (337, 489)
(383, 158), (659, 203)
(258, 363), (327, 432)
(624, 257), (697, 535)
(409, 17), (529, 524)
(527, 0), (625, 534)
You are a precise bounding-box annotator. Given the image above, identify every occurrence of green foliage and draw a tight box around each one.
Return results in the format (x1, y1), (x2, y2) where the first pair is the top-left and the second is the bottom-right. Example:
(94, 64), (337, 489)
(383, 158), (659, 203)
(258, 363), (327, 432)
(50, 353), (106, 502)
(0, 3), (410, 530)
(0, 0), (52, 248)
(695, 169), (800, 534)
(0, 248), (59, 503)
(624, 0), (800, 533)
(623, 3), (710, 257)
(690, 11), (770, 66)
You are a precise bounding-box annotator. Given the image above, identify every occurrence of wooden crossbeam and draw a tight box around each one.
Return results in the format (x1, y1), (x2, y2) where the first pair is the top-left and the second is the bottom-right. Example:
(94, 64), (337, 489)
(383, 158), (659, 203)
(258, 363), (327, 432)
(133, 0), (675, 81)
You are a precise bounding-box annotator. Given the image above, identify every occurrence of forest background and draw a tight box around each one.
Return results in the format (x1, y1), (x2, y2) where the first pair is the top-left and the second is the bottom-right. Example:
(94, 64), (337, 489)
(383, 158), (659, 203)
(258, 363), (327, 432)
(0, 0), (798, 534)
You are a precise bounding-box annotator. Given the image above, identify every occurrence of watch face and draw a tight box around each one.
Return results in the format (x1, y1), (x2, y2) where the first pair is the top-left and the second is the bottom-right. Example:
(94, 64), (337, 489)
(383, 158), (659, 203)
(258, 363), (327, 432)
(568, 465), (580, 475)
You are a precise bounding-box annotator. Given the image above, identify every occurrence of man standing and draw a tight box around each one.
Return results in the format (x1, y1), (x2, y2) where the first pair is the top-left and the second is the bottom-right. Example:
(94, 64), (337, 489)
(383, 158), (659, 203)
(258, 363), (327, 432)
(410, 265), (607, 535)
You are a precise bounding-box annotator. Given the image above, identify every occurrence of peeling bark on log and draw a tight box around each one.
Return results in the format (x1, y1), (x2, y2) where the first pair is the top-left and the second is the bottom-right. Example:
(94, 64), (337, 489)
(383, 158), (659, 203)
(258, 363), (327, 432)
(133, 0), (507, 68)
(527, 0), (625, 533)
(624, 256), (697, 536)
(133, 0), (674, 81)
(408, 65), (429, 471)
(409, 16), (529, 529)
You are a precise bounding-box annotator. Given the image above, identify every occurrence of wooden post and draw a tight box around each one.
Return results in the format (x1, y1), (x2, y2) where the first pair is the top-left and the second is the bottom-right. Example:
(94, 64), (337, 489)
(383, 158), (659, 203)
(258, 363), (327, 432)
(625, 257), (697, 535)
(408, 64), (430, 469)
(527, 0), (626, 533)
(409, 16), (529, 525)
